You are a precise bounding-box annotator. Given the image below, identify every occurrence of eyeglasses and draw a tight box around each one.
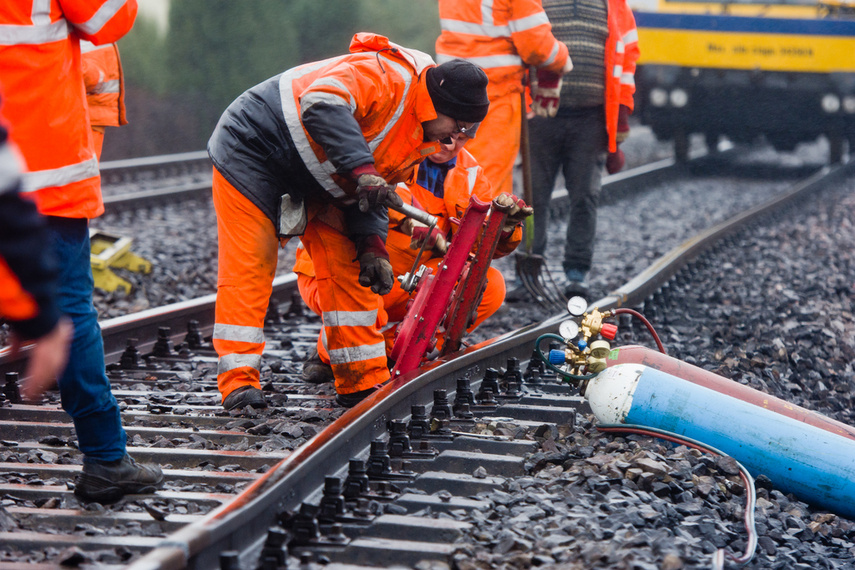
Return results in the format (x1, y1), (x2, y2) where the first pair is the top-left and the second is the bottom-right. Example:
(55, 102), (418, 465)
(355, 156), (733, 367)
(439, 121), (474, 145)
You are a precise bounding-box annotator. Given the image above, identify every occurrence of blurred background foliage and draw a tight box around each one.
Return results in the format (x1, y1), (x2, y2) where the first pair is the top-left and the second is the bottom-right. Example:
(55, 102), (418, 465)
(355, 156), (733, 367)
(109, 0), (440, 159)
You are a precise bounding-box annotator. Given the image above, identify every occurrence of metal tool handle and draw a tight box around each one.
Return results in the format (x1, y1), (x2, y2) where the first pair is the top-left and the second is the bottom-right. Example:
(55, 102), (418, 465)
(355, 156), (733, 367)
(389, 200), (438, 230)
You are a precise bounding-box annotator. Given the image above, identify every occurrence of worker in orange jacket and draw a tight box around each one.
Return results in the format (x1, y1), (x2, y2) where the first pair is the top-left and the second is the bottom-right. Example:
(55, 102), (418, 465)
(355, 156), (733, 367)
(0, 103), (73, 402)
(208, 33), (490, 409)
(435, 0), (573, 195)
(293, 133), (532, 383)
(0, 0), (163, 504)
(81, 40), (128, 160)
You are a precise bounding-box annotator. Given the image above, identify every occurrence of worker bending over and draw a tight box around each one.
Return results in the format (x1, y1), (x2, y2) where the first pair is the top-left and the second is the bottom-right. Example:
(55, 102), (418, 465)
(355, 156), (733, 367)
(294, 133), (533, 394)
(208, 34), (490, 410)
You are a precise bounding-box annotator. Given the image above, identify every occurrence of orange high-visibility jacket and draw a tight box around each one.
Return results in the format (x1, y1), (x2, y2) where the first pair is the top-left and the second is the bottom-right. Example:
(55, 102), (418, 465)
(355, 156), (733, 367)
(81, 41), (127, 128)
(208, 33), (441, 234)
(436, 0), (570, 99)
(0, 0), (137, 219)
(601, 0), (639, 152)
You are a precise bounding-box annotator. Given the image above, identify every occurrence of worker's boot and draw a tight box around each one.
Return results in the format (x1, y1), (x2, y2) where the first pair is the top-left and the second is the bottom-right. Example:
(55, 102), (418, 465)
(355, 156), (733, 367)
(301, 350), (334, 384)
(74, 455), (164, 504)
(222, 385), (268, 411)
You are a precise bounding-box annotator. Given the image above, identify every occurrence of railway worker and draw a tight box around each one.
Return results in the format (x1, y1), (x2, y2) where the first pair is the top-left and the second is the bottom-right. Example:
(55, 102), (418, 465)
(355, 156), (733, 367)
(81, 40), (128, 160)
(435, 0), (573, 196)
(294, 132), (533, 394)
(0, 0), (164, 504)
(207, 33), (490, 410)
(0, 101), (73, 404)
(525, 0), (639, 298)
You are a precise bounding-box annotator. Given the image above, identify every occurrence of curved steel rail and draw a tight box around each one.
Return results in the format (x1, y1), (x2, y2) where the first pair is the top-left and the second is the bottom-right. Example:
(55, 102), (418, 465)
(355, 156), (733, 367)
(125, 159), (853, 570)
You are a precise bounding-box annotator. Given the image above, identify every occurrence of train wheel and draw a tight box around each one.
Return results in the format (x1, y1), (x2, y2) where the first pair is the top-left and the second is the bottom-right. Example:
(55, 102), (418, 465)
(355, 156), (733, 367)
(674, 129), (689, 163)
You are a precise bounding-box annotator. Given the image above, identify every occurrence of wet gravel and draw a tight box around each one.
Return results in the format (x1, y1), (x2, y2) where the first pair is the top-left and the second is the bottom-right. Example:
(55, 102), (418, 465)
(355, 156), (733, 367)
(43, 133), (855, 567)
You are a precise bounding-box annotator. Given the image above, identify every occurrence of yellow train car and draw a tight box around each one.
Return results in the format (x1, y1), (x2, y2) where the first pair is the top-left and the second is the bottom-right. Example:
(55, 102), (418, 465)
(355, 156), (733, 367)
(630, 0), (855, 162)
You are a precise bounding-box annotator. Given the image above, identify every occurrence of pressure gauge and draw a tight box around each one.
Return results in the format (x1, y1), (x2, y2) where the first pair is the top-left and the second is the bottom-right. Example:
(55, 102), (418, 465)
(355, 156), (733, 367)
(566, 296), (588, 317)
(559, 319), (579, 340)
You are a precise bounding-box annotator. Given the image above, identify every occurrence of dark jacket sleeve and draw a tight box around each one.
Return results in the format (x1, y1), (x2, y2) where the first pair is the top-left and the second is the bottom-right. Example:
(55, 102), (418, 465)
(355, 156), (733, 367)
(301, 102), (375, 175)
(0, 130), (61, 340)
(342, 202), (389, 243)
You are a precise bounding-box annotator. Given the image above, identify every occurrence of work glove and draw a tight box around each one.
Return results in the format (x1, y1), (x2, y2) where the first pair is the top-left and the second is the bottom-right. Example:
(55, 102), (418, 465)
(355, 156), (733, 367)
(356, 234), (395, 295)
(410, 222), (448, 255)
(352, 164), (404, 213)
(606, 105), (631, 175)
(532, 69), (563, 118)
(493, 192), (533, 236)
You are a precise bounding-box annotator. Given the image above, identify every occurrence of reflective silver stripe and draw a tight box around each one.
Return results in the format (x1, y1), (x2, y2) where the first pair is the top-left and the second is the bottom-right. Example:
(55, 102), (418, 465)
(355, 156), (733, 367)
(89, 79), (120, 94)
(32, 0), (51, 26)
(328, 342), (386, 365)
(280, 57), (348, 197)
(322, 309), (378, 328)
(436, 53), (522, 69)
(213, 323), (265, 344)
(20, 157), (99, 194)
(466, 166), (478, 195)
(217, 353), (262, 375)
(621, 73), (636, 87)
(440, 19), (510, 38)
(508, 12), (549, 34)
(542, 42), (560, 67)
(623, 29), (639, 46)
(613, 65), (623, 78)
(0, 145), (22, 195)
(616, 40), (625, 55)
(365, 59), (412, 153)
(303, 77), (357, 112)
(0, 20), (68, 45)
(80, 40), (114, 54)
(301, 91), (353, 113)
(76, 0), (129, 36)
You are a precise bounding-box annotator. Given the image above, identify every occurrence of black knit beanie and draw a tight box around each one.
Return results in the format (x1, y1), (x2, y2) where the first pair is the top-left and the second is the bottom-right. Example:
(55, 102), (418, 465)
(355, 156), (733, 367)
(426, 60), (490, 123)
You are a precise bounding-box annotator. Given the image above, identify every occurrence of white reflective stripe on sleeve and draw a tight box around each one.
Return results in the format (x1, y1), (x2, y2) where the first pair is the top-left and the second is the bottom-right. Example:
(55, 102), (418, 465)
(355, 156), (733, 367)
(328, 341), (386, 365)
(616, 40), (625, 55)
(466, 166), (478, 195)
(482, 0), (495, 25)
(218, 353), (262, 375)
(20, 157), (99, 194)
(301, 91), (354, 114)
(621, 72), (636, 86)
(89, 79), (120, 95)
(322, 309), (378, 328)
(622, 29), (639, 46)
(613, 65), (623, 78)
(304, 77), (357, 112)
(542, 42), (560, 67)
(508, 12), (550, 34)
(439, 19), (510, 38)
(80, 39), (110, 53)
(0, 145), (22, 195)
(76, 0), (130, 36)
(213, 323), (265, 344)
(436, 53), (522, 69)
(280, 57), (348, 198)
(0, 20), (68, 45)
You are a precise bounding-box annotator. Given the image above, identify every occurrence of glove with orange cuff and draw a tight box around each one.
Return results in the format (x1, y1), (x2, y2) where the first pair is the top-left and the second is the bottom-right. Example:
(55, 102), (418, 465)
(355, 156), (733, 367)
(356, 234), (395, 295)
(493, 192), (533, 237)
(607, 105), (631, 175)
(352, 164), (404, 213)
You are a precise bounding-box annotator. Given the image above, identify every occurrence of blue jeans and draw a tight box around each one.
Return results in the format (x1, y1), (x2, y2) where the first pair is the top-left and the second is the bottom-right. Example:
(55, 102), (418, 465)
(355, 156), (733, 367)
(46, 217), (126, 463)
(528, 106), (607, 274)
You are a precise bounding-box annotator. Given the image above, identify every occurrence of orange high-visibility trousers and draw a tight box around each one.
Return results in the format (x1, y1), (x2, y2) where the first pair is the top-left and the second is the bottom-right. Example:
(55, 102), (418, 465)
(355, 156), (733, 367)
(299, 216), (391, 394)
(297, 257), (506, 363)
(211, 168), (280, 401)
(463, 91), (522, 196)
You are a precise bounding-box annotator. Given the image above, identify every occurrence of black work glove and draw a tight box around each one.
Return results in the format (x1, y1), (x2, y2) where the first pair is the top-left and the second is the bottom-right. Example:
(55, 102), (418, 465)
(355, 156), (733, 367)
(351, 164), (404, 213)
(356, 234), (395, 295)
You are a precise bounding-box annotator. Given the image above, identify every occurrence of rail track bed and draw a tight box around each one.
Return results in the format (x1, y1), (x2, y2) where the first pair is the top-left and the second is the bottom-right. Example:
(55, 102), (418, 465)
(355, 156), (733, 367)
(1, 144), (853, 569)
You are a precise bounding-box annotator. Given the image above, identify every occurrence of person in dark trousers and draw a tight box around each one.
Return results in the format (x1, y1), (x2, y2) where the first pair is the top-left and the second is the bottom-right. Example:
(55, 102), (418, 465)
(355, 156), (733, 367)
(0, 0), (163, 504)
(525, 0), (639, 298)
